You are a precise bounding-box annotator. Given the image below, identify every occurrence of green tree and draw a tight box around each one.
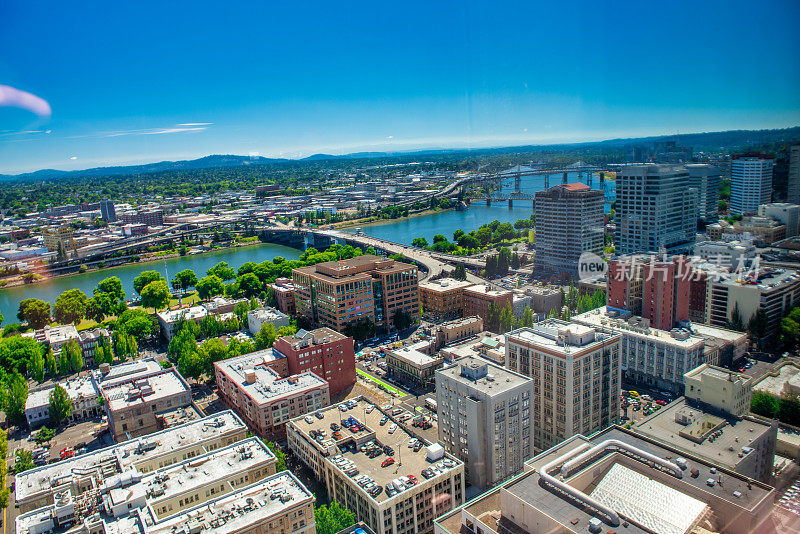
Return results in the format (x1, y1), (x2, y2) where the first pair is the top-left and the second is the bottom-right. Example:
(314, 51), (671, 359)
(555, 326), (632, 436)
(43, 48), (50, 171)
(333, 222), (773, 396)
(53, 289), (88, 325)
(17, 299), (51, 329)
(314, 501), (355, 534)
(2, 373), (28, 425)
(59, 350), (69, 376)
(499, 302), (515, 334)
(196, 275), (225, 299)
(453, 263), (467, 281)
(411, 237), (428, 248)
(49, 385), (73, 425)
(494, 222), (516, 242)
(751, 390), (779, 418)
(45, 349), (57, 377)
(266, 441), (287, 472)
(486, 302), (501, 332)
(727, 302), (745, 332)
(30, 349), (45, 383)
(13, 449), (35, 474)
(392, 309), (413, 331)
(34, 426), (56, 445)
(96, 276), (125, 303)
(207, 261), (236, 281)
(172, 269), (198, 295)
(238, 273), (262, 298)
(118, 309), (157, 341)
(520, 305), (535, 328)
(140, 280), (171, 310)
(133, 271), (165, 296)
(457, 233), (479, 249)
(255, 322), (278, 350)
(63, 339), (84, 373)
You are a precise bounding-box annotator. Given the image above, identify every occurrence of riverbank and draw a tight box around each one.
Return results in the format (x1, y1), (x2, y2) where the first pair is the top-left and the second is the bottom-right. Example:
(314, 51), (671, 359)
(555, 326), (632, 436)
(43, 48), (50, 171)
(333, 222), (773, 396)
(327, 206), (454, 230)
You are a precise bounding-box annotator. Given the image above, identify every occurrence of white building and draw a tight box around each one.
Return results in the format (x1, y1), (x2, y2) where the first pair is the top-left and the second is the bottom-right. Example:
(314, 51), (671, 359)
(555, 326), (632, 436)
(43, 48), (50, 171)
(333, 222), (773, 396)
(25, 375), (102, 428)
(693, 240), (756, 270)
(758, 202), (800, 237)
(435, 357), (534, 489)
(156, 305), (209, 341)
(684, 364), (753, 417)
(730, 155), (773, 215)
(505, 320), (621, 453)
(247, 306), (290, 335)
(686, 163), (722, 222)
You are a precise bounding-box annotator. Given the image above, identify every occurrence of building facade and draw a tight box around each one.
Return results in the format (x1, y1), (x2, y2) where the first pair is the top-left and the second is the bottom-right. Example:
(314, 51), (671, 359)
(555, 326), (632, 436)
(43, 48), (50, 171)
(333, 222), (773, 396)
(789, 143), (800, 205)
(533, 183), (604, 277)
(462, 285), (512, 326)
(435, 358), (534, 489)
(758, 202), (800, 237)
(730, 154), (773, 215)
(684, 364), (753, 417)
(270, 277), (297, 315)
(272, 327), (356, 395)
(505, 321), (621, 453)
(386, 347), (443, 388)
(418, 278), (472, 321)
(686, 163), (722, 222)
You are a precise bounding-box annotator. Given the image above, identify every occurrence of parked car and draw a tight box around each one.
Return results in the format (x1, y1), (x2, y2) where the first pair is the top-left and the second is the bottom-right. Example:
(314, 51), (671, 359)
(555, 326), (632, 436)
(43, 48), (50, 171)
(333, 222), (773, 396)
(382, 457), (395, 468)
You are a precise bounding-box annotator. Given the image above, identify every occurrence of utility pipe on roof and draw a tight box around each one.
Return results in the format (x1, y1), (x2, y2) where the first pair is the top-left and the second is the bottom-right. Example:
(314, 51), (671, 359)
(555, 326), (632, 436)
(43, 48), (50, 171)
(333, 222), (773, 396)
(561, 439), (683, 480)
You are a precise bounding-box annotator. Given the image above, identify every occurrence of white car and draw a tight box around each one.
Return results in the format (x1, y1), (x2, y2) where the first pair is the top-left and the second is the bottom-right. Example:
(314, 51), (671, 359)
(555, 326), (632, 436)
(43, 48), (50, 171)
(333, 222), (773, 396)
(366, 405), (375, 414)
(388, 423), (397, 434)
(304, 415), (314, 424)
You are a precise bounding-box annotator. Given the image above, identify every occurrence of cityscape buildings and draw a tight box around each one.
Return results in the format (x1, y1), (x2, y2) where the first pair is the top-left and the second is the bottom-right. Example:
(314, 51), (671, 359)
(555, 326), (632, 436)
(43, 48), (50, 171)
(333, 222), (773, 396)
(272, 327), (356, 395)
(686, 163), (722, 222)
(730, 154), (774, 215)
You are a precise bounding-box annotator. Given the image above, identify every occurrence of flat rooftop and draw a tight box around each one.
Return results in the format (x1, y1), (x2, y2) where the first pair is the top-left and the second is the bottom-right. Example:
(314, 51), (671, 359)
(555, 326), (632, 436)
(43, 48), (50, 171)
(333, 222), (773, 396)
(419, 277), (473, 292)
(753, 362), (800, 397)
(102, 368), (189, 411)
(437, 356), (531, 395)
(572, 307), (705, 349)
(26, 374), (100, 410)
(464, 284), (511, 298)
(279, 327), (348, 348)
(157, 304), (209, 324)
(506, 320), (617, 355)
(633, 398), (774, 470)
(15, 411), (245, 502)
(389, 346), (442, 367)
(99, 359), (163, 383)
(290, 397), (462, 504)
(217, 353), (327, 405)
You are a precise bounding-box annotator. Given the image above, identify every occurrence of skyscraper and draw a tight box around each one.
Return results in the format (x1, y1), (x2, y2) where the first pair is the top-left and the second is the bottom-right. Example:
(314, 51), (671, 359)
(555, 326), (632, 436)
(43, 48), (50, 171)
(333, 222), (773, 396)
(788, 143), (800, 205)
(533, 183), (604, 277)
(730, 154), (773, 215)
(686, 164), (721, 223)
(99, 199), (117, 222)
(614, 164), (697, 255)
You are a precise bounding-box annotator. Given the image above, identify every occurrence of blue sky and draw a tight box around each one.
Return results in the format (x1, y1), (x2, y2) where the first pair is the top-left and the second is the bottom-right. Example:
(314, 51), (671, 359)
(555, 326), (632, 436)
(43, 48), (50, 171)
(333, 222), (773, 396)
(1, 0), (799, 174)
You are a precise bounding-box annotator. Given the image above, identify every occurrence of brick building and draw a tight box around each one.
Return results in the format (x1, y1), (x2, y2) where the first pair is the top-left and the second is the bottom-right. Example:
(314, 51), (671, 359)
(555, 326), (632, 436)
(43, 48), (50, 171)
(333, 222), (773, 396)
(272, 327), (356, 395)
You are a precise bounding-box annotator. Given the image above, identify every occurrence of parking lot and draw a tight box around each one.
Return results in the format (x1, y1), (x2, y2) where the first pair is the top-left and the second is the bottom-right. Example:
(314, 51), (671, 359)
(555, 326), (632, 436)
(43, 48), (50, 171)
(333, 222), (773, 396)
(619, 382), (676, 425)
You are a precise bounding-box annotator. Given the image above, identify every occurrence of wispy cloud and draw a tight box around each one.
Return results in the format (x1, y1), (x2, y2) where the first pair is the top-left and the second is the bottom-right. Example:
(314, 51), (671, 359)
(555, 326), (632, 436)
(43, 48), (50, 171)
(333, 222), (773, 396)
(66, 123), (212, 139)
(0, 85), (51, 118)
(176, 122), (212, 126)
(140, 126), (208, 135)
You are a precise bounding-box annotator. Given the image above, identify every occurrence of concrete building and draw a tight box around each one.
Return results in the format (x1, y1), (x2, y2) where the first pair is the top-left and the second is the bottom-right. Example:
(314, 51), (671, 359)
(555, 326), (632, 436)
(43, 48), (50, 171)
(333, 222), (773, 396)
(25, 375), (102, 428)
(386, 346), (443, 389)
(214, 352), (330, 440)
(633, 397), (777, 483)
(432, 316), (483, 347)
(42, 225), (76, 253)
(730, 154), (773, 215)
(439, 331), (506, 365)
(706, 267), (800, 341)
(758, 202), (800, 237)
(434, 426), (776, 534)
(505, 321), (621, 452)
(684, 364), (753, 417)
(156, 305), (209, 341)
(736, 215), (787, 246)
(463, 284), (512, 326)
(524, 285), (562, 315)
(15, 410), (248, 513)
(272, 327), (356, 395)
(15, 436), (292, 534)
(572, 307), (704, 393)
(694, 240), (757, 270)
(606, 254), (648, 315)
(247, 306), (290, 335)
(418, 277), (472, 321)
(32, 324), (81, 356)
(435, 357), (534, 489)
(287, 397), (465, 534)
(533, 183), (604, 277)
(752, 360), (800, 398)
(100, 367), (193, 441)
(614, 164), (697, 255)
(789, 143), (800, 205)
(120, 209), (164, 227)
(270, 277), (296, 315)
(99, 199), (116, 222)
(293, 255), (419, 332)
(686, 163), (722, 222)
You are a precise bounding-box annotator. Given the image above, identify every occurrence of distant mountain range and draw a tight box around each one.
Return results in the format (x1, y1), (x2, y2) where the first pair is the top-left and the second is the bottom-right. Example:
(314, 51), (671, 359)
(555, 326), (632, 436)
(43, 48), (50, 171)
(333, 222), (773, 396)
(3, 126), (798, 182)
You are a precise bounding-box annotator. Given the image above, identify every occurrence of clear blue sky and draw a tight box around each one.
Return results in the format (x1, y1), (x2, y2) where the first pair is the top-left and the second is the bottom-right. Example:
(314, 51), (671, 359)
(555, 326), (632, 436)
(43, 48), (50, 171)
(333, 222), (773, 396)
(1, 0), (799, 174)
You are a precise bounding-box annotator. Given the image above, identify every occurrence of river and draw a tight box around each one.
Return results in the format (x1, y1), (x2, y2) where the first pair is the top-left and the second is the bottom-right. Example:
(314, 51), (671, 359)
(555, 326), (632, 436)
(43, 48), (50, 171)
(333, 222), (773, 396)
(0, 171), (613, 322)
(0, 244), (301, 323)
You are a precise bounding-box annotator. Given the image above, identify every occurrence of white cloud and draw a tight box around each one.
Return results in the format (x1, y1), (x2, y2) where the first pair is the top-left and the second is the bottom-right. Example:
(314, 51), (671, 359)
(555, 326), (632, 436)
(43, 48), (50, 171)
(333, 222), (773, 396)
(140, 127), (208, 135)
(69, 156), (78, 160)
(177, 122), (212, 126)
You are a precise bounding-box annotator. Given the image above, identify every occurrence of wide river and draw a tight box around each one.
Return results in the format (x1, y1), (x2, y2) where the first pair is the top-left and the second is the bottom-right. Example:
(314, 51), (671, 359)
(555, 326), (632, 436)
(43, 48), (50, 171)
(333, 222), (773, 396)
(0, 171), (613, 322)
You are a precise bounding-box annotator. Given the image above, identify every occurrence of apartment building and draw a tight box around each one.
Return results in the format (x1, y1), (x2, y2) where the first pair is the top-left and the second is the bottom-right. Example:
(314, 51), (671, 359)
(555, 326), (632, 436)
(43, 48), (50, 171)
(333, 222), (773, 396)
(15, 410), (247, 513)
(418, 277), (472, 320)
(686, 163), (722, 222)
(272, 327), (356, 395)
(614, 164), (697, 255)
(77, 327), (111, 367)
(706, 267), (800, 341)
(100, 367), (193, 441)
(463, 284), (512, 326)
(730, 154), (773, 215)
(433, 316), (483, 346)
(505, 320), (621, 453)
(434, 426), (776, 534)
(247, 306), (291, 334)
(42, 225), (76, 253)
(684, 364), (753, 417)
(758, 202), (800, 237)
(293, 255), (419, 331)
(287, 397), (465, 534)
(25, 375), (102, 428)
(15, 437), (288, 534)
(533, 183), (604, 277)
(606, 254), (648, 315)
(572, 307), (704, 393)
(435, 358), (534, 489)
(120, 208), (164, 226)
(270, 277), (297, 315)
(215, 351), (330, 440)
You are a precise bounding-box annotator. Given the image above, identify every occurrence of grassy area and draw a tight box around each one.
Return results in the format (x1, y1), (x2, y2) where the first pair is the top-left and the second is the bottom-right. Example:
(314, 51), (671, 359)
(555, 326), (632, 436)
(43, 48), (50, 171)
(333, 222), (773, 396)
(169, 291), (200, 307)
(356, 368), (405, 397)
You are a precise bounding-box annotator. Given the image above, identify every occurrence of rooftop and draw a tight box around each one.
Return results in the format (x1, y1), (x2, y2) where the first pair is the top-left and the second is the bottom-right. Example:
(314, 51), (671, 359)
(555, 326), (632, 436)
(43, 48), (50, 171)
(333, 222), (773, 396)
(247, 306), (289, 322)
(418, 277), (473, 292)
(632, 397), (775, 470)
(101, 368), (190, 411)
(436, 356), (531, 395)
(99, 359), (163, 383)
(289, 396), (463, 504)
(388, 346), (442, 368)
(216, 353), (328, 405)
(15, 411), (245, 503)
(26, 374), (100, 410)
(464, 284), (512, 298)
(157, 305), (209, 324)
(41, 324), (79, 344)
(573, 307), (705, 349)
(506, 320), (618, 355)
(753, 362), (800, 397)
(715, 267), (800, 291)
(278, 327), (349, 350)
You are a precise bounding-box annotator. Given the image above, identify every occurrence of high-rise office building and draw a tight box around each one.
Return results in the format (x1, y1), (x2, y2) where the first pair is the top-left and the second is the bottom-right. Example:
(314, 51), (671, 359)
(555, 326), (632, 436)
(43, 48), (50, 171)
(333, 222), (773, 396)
(686, 164), (721, 223)
(505, 321), (621, 453)
(99, 199), (117, 222)
(533, 183), (604, 277)
(730, 154), (773, 215)
(614, 165), (697, 255)
(435, 357), (534, 489)
(787, 143), (800, 205)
